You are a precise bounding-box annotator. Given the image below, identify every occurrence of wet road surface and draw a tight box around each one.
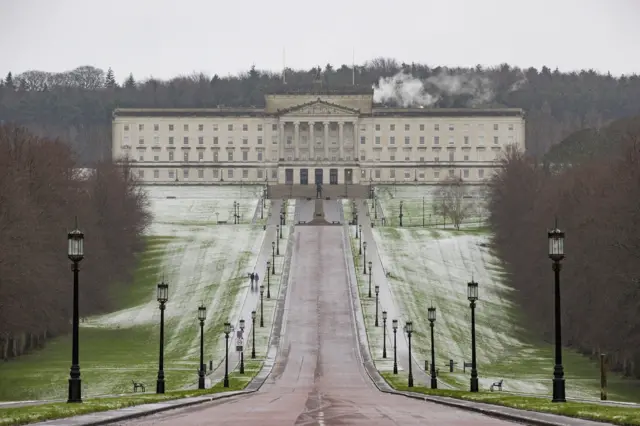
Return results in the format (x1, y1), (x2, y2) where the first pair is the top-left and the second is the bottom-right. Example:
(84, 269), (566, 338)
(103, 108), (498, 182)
(116, 226), (519, 425)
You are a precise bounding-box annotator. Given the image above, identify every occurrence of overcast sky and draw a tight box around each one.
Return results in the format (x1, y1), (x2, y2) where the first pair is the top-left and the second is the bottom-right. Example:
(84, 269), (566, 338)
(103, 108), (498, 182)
(1, 0), (639, 83)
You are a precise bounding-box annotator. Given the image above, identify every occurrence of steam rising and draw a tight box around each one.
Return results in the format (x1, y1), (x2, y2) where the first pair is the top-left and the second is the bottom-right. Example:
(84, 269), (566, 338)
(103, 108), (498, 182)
(373, 70), (526, 108)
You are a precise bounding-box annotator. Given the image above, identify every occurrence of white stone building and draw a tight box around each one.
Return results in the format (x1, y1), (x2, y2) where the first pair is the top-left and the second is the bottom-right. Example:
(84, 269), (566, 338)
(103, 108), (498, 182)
(112, 88), (525, 185)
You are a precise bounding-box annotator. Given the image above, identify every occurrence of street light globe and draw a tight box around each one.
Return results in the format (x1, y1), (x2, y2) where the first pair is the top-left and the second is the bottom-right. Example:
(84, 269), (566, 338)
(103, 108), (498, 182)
(272, 242), (275, 249)
(382, 310), (388, 321)
(239, 319), (245, 330)
(467, 280), (479, 302)
(251, 310), (256, 320)
(267, 260), (271, 267)
(428, 306), (436, 323)
(260, 285), (264, 294)
(68, 223), (85, 263)
(368, 261), (372, 269)
(392, 319), (398, 330)
(197, 304), (206, 321)
(548, 226), (565, 262)
(375, 285), (380, 295)
(157, 281), (169, 304)
(405, 321), (413, 333)
(224, 322), (232, 334)
(363, 241), (367, 249)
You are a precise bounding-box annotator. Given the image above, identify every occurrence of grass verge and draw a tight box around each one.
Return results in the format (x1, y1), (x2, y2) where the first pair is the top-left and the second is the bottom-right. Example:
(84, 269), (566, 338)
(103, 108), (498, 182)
(381, 371), (640, 426)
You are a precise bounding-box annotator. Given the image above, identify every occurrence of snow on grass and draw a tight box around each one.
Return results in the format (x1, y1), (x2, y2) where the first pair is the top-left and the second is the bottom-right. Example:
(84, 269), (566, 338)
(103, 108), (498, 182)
(371, 226), (637, 400)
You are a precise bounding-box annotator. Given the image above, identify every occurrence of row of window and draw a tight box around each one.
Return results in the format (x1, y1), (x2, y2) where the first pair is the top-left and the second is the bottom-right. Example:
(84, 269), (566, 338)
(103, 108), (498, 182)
(123, 122), (516, 133)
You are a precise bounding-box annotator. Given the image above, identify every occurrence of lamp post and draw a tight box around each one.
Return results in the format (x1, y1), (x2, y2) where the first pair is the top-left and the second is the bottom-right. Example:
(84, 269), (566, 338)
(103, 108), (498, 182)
(428, 306), (437, 389)
(239, 319), (245, 374)
(406, 321), (414, 387)
(233, 201), (238, 224)
(280, 212), (284, 226)
(468, 279), (479, 392)
(260, 285), (264, 327)
(363, 242), (368, 274)
(67, 221), (84, 403)
(279, 223), (283, 239)
(271, 242), (276, 273)
(382, 311), (388, 359)
(374, 196), (378, 219)
(368, 261), (373, 297)
(197, 304), (206, 389)
(266, 264), (271, 299)
(156, 280), (169, 394)
(276, 232), (281, 254)
(549, 223), (566, 403)
(251, 310), (256, 359)
(399, 201), (404, 227)
(223, 322), (231, 388)
(392, 319), (398, 374)
(359, 227), (363, 255)
(374, 285), (380, 327)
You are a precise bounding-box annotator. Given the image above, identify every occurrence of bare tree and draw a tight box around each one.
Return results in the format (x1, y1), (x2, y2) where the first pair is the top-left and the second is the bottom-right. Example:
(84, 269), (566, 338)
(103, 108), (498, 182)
(434, 176), (474, 230)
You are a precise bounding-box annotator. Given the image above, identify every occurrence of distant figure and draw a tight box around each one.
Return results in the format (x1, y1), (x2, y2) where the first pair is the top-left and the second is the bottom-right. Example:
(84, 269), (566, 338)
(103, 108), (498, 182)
(316, 183), (323, 199)
(250, 272), (255, 287)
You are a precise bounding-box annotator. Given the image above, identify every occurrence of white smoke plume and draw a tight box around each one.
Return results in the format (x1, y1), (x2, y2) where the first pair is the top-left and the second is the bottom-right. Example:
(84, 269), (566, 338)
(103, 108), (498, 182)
(373, 70), (495, 108)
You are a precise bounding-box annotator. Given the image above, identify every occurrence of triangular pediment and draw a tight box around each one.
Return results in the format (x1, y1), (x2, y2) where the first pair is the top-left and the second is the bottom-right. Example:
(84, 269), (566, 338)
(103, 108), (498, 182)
(279, 99), (359, 117)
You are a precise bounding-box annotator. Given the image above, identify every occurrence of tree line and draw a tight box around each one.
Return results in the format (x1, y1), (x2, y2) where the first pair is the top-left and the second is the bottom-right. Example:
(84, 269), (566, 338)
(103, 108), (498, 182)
(1, 59), (640, 164)
(0, 125), (150, 360)
(488, 115), (640, 377)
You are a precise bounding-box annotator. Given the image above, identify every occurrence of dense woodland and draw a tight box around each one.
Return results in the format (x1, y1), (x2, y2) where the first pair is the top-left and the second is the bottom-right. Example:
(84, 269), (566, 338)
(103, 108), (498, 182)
(489, 116), (640, 377)
(1, 59), (640, 164)
(0, 125), (150, 360)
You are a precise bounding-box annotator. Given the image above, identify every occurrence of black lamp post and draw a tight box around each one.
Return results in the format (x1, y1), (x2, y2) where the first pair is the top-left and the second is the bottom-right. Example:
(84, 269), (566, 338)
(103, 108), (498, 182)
(271, 242), (276, 272)
(223, 322), (231, 387)
(374, 196), (378, 219)
(279, 223), (283, 239)
(374, 285), (380, 326)
(239, 319), (245, 374)
(363, 242), (368, 274)
(266, 265), (271, 299)
(67, 221), (84, 403)
(260, 285), (265, 327)
(406, 321), (414, 387)
(382, 311), (388, 358)
(251, 310), (256, 359)
(359, 228), (363, 255)
(368, 261), (373, 297)
(399, 201), (404, 227)
(392, 319), (398, 374)
(197, 304), (206, 389)
(428, 306), (437, 389)
(233, 201), (238, 224)
(156, 280), (169, 394)
(549, 223), (566, 403)
(280, 212), (284, 226)
(468, 279), (479, 392)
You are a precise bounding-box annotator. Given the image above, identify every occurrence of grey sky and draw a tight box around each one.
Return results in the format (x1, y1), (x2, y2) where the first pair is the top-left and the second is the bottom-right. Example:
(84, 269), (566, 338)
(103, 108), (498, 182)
(2, 0), (639, 82)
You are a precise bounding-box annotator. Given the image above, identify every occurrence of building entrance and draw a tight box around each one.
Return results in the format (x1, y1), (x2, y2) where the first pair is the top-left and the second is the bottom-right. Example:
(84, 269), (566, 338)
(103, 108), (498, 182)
(314, 168), (323, 185)
(329, 169), (338, 185)
(300, 169), (308, 185)
(344, 169), (353, 184)
(285, 169), (293, 184)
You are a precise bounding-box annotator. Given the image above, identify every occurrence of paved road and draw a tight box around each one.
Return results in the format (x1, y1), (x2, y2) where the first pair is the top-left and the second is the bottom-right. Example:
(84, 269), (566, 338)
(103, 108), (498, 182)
(116, 226), (518, 425)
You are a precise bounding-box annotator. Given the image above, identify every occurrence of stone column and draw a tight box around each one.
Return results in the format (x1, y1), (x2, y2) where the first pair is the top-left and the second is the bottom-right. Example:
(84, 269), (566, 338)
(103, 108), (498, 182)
(309, 122), (315, 160)
(294, 122), (300, 160)
(338, 122), (344, 160)
(353, 121), (359, 162)
(279, 122), (285, 160)
(323, 122), (329, 160)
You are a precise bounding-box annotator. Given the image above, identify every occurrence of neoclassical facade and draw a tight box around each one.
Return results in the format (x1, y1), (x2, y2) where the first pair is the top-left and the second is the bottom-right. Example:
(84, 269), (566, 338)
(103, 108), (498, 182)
(112, 88), (525, 185)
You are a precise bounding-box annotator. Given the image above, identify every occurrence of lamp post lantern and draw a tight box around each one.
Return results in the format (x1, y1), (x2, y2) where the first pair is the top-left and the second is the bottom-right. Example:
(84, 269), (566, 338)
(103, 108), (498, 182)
(428, 306), (437, 389)
(223, 322), (231, 387)
(382, 311), (388, 358)
(392, 319), (398, 374)
(406, 321), (414, 387)
(239, 319), (245, 374)
(374, 285), (380, 326)
(67, 220), (84, 403)
(549, 223), (566, 403)
(368, 261), (373, 297)
(399, 201), (404, 227)
(359, 226), (363, 255)
(271, 242), (276, 274)
(251, 310), (256, 359)
(197, 304), (206, 389)
(156, 280), (169, 394)
(468, 279), (479, 392)
(260, 285), (265, 327)
(363, 242), (368, 274)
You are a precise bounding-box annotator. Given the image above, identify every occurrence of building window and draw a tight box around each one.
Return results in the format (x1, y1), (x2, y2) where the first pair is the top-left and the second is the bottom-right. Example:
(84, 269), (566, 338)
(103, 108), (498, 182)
(478, 123), (485, 130)
(404, 171), (410, 179)
(138, 154), (144, 161)
(169, 124), (174, 131)
(435, 156), (440, 162)
(419, 172), (425, 179)
(449, 169), (455, 177)
(478, 135), (485, 145)
(153, 169), (159, 179)
(213, 124), (218, 131)
(242, 124), (248, 131)
(449, 124), (454, 131)
(272, 136), (278, 145)
(375, 169), (381, 178)
(181, 124), (187, 131)
(168, 170), (175, 179)
(419, 136), (425, 145)
(124, 124), (130, 131)
(420, 157), (425, 162)
(213, 136), (219, 145)
(242, 137), (248, 145)
(138, 137), (144, 145)
(479, 169), (485, 178)
(404, 136), (410, 145)
(198, 151), (204, 161)
(375, 136), (381, 145)
(257, 137), (263, 145)
(198, 124), (204, 131)
(434, 136), (439, 145)
(360, 152), (366, 161)
(198, 136), (204, 144)
(448, 136), (454, 145)
(390, 124), (395, 131)
(138, 124), (144, 131)
(419, 124), (424, 131)
(257, 152), (263, 161)
(228, 124), (233, 131)
(213, 151), (219, 162)
(287, 136), (292, 145)
(153, 124), (159, 131)
(360, 136), (366, 144)
(169, 137), (174, 145)
(272, 124), (277, 131)
(494, 124), (499, 131)
(154, 136), (160, 145)
(434, 171), (440, 179)
(183, 152), (189, 162)
(243, 169), (248, 178)
(404, 124), (410, 131)
(434, 124), (440, 131)
(257, 169), (263, 179)
(169, 151), (174, 161)
(464, 136), (469, 145)
(390, 155), (395, 161)
(228, 137), (234, 145)
(494, 136), (499, 144)
(449, 152), (454, 161)
(272, 169), (277, 179)
(463, 169), (469, 178)
(183, 137), (189, 144)
(404, 156), (410, 161)
(242, 151), (248, 161)
(198, 169), (204, 178)
(228, 169), (234, 178)
(212, 169), (219, 178)
(389, 136), (395, 145)
(183, 169), (189, 179)
(390, 169), (395, 178)
(508, 124), (514, 131)
(257, 124), (263, 131)
(375, 124), (380, 131)
(136, 169), (143, 178)
(228, 151), (233, 161)
(464, 155), (469, 161)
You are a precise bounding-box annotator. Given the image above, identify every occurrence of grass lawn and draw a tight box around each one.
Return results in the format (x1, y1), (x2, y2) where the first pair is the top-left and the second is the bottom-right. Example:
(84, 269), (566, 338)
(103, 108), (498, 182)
(381, 371), (640, 426)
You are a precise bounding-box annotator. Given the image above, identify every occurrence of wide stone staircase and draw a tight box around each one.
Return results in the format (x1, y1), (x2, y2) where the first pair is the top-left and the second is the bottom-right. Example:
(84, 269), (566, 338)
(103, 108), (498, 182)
(267, 184), (370, 200)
